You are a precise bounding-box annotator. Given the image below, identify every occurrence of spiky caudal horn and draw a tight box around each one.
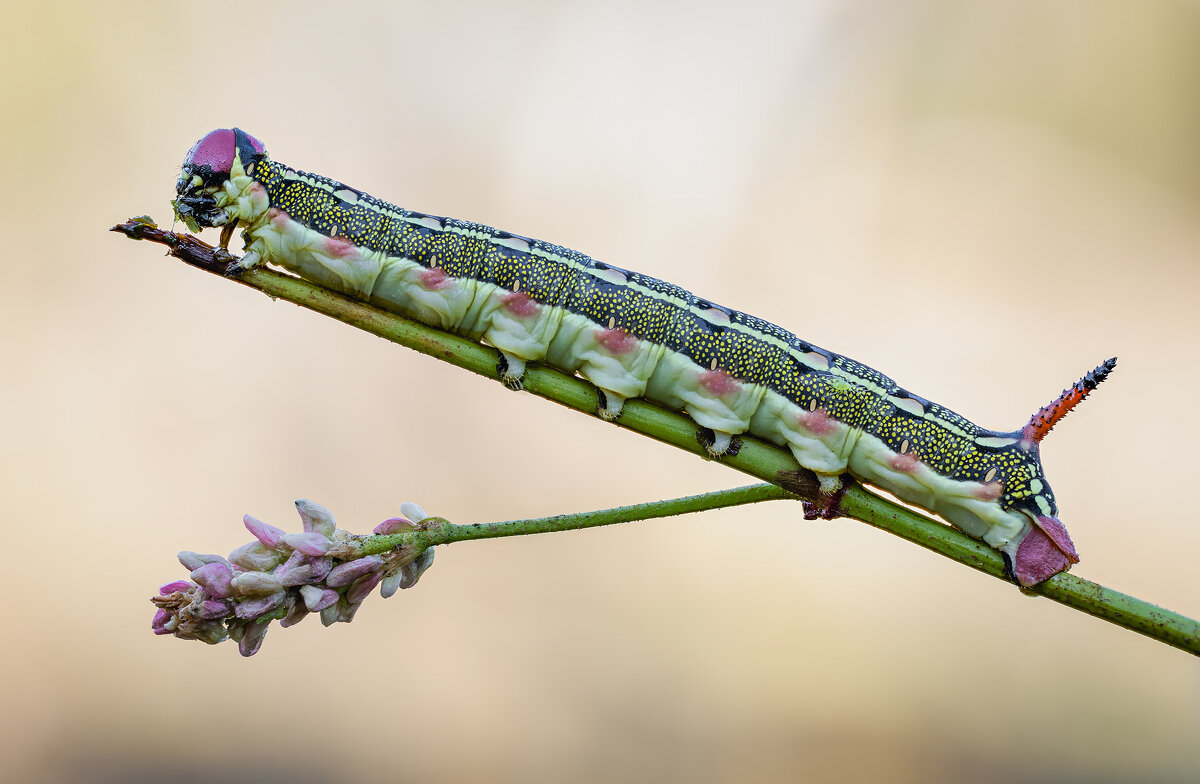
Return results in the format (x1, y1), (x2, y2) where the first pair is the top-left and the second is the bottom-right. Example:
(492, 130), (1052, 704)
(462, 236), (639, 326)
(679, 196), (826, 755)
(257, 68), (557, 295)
(1009, 357), (1117, 587)
(1023, 358), (1118, 444)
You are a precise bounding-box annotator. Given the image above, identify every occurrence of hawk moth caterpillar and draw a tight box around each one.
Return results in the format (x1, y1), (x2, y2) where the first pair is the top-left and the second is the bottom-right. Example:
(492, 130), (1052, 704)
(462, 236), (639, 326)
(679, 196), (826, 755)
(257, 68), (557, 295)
(173, 128), (1116, 587)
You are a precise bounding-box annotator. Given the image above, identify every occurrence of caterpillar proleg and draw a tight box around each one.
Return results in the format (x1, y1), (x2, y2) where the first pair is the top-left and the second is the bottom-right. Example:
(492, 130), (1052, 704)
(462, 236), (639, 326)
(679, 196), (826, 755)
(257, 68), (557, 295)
(174, 128), (1116, 588)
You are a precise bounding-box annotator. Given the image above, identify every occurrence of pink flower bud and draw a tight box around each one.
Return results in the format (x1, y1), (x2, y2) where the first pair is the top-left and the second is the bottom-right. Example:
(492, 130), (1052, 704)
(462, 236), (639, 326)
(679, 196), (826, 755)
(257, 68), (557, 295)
(399, 548), (436, 590)
(190, 562), (234, 598)
(374, 517), (415, 535)
(277, 549), (305, 570)
(228, 541), (283, 572)
(159, 580), (193, 595)
(307, 556), (333, 582)
(191, 620), (228, 645)
(295, 499), (336, 537)
(283, 531), (331, 557)
(273, 551), (311, 587)
(275, 565), (312, 588)
(244, 515), (286, 549)
(231, 571), (283, 596)
(279, 600), (308, 629)
(152, 609), (174, 635)
(319, 605), (340, 627)
(235, 592), (286, 620)
(399, 502), (428, 523)
(380, 571), (403, 599)
(178, 551), (229, 571)
(238, 620), (269, 657)
(346, 570), (384, 604)
(300, 584), (339, 612)
(197, 600), (231, 620)
(338, 600), (362, 624)
(326, 556), (384, 587)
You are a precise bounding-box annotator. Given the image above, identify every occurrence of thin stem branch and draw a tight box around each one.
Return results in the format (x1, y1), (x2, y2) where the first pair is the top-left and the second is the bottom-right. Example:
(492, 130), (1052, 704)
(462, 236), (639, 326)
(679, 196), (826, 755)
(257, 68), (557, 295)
(350, 482), (793, 556)
(114, 218), (1200, 657)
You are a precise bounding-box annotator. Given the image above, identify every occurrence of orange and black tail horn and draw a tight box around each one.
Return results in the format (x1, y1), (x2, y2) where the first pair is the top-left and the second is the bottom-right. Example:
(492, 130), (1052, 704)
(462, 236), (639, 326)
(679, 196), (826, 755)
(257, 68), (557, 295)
(1023, 358), (1117, 444)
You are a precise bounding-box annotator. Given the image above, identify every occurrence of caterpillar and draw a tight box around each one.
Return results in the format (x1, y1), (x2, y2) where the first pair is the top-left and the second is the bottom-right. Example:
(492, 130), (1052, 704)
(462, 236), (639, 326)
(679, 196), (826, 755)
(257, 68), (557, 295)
(173, 128), (1116, 588)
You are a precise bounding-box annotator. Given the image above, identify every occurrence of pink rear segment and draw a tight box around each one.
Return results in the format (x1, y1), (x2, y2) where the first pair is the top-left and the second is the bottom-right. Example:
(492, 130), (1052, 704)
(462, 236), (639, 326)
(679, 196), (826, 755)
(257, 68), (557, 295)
(1012, 515), (1079, 587)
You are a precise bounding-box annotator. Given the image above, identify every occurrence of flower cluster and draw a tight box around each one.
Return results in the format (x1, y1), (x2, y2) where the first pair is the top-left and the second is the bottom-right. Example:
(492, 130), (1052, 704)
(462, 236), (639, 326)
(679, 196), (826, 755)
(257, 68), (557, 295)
(151, 499), (435, 656)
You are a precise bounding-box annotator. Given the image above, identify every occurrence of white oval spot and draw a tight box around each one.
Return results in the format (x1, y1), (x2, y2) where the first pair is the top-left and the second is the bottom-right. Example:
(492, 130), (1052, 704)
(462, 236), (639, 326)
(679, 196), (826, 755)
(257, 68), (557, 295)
(494, 236), (531, 252)
(512, 280), (522, 293)
(334, 188), (359, 204)
(808, 398), (819, 412)
(803, 351), (829, 371)
(900, 439), (910, 454)
(592, 266), (629, 285)
(984, 467), (998, 483)
(710, 357), (718, 371)
(976, 436), (1018, 448)
(607, 316), (616, 330)
(429, 254), (439, 269)
(893, 397), (926, 417)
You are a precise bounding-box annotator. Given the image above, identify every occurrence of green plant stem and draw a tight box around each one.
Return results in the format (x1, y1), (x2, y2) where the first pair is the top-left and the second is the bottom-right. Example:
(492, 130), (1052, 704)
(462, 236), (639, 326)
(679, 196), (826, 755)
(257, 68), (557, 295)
(353, 482), (793, 556)
(113, 220), (1200, 658)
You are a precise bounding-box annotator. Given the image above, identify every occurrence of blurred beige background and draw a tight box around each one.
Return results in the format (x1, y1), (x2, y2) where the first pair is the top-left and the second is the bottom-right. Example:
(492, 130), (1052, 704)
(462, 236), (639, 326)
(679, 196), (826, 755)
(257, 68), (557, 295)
(3, 1), (1199, 782)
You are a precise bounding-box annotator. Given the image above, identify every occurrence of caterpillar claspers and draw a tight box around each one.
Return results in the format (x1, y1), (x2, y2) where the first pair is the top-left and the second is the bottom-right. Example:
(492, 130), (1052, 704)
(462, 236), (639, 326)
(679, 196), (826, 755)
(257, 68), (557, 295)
(173, 128), (1116, 587)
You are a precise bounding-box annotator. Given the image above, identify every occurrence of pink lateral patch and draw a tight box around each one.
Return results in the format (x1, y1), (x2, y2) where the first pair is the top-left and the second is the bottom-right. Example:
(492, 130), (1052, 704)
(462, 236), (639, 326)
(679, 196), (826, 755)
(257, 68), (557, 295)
(597, 328), (638, 355)
(324, 235), (356, 257)
(502, 291), (539, 318)
(268, 207), (289, 229)
(419, 268), (452, 290)
(888, 451), (920, 473)
(972, 481), (1003, 501)
(796, 409), (837, 437)
(699, 369), (740, 397)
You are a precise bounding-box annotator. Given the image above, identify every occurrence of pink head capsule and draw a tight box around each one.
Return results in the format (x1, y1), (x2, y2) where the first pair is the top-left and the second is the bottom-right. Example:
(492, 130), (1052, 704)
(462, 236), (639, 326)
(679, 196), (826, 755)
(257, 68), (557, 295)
(182, 128), (266, 177)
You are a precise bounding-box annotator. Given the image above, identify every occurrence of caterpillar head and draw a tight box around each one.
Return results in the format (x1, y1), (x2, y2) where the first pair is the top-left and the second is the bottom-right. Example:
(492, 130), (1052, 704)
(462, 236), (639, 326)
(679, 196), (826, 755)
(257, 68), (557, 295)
(1003, 357), (1117, 587)
(173, 128), (266, 232)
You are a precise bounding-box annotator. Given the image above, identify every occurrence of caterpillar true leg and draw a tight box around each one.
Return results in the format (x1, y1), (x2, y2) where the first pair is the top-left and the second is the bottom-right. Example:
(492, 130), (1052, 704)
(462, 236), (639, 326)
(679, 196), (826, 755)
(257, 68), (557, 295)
(219, 221), (237, 250)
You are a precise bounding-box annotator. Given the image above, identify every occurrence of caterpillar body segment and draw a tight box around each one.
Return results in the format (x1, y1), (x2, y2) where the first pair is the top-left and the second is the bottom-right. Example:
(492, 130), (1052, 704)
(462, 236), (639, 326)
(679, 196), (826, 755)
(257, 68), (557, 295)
(174, 129), (1117, 588)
